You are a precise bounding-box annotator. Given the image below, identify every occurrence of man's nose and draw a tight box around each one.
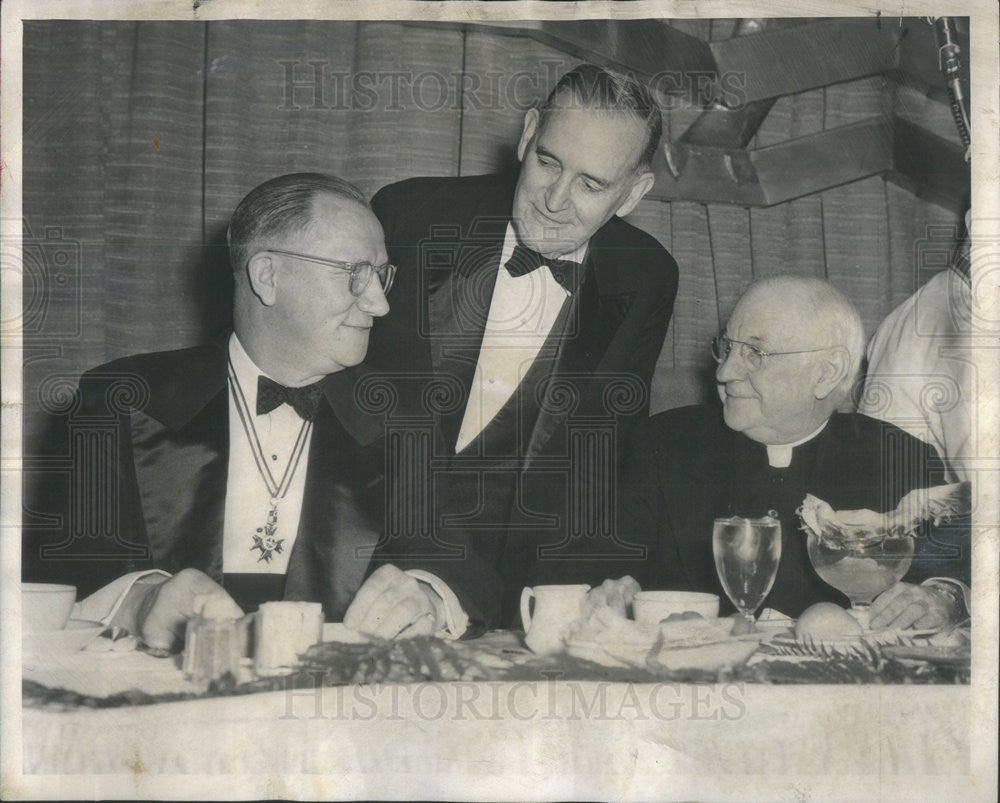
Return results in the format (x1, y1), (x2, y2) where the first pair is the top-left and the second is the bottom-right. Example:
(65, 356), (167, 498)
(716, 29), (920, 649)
(715, 346), (744, 384)
(357, 278), (390, 317)
(544, 174), (572, 213)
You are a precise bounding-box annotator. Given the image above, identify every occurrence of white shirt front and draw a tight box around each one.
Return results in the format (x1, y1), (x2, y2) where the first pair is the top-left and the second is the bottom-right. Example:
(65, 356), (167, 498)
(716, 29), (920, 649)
(455, 225), (588, 453)
(222, 334), (314, 573)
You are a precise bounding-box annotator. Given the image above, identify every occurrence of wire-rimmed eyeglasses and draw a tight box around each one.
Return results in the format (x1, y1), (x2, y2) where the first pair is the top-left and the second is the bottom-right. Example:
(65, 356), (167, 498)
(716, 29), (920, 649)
(711, 335), (834, 371)
(262, 248), (396, 297)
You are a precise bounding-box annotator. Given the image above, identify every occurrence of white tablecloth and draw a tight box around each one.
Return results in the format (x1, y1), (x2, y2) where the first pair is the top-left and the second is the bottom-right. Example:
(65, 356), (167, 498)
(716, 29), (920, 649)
(15, 644), (977, 800)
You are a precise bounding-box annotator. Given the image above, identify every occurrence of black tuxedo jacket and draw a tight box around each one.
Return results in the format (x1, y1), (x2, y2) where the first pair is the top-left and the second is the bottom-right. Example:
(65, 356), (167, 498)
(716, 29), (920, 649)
(369, 171), (678, 463)
(537, 405), (967, 618)
(368, 172), (679, 623)
(22, 335), (500, 627)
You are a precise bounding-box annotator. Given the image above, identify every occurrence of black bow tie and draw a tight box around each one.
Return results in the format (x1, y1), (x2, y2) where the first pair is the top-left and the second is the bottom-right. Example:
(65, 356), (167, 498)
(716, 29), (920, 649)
(256, 376), (323, 421)
(504, 244), (583, 293)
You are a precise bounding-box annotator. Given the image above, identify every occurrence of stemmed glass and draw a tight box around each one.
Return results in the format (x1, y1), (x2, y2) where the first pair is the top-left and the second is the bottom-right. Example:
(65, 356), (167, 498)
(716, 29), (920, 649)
(712, 515), (782, 629)
(805, 531), (914, 624)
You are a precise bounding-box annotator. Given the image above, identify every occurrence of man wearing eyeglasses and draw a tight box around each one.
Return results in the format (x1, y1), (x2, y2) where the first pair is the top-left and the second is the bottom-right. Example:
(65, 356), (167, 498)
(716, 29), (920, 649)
(549, 276), (969, 628)
(25, 173), (498, 649)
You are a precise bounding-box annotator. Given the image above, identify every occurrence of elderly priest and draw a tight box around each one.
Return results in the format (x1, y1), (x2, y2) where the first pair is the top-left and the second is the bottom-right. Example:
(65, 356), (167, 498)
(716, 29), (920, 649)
(545, 276), (969, 629)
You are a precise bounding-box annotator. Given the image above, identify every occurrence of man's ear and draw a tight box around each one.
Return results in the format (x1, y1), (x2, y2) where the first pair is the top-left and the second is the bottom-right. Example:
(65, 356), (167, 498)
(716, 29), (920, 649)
(517, 108), (540, 162)
(614, 170), (656, 218)
(246, 252), (278, 306)
(813, 347), (851, 400)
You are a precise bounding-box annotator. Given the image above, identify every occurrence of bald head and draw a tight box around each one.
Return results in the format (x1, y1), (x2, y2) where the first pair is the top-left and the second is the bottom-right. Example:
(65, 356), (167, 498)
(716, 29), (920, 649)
(740, 276), (865, 389)
(716, 276), (864, 444)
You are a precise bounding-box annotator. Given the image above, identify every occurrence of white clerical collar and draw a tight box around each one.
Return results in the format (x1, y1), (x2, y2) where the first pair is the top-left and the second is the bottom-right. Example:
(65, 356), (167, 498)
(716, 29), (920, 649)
(501, 224), (589, 269)
(764, 420), (829, 468)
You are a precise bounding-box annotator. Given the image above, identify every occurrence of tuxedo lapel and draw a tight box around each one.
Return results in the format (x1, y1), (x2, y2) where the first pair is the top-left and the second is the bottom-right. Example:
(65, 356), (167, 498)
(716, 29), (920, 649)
(129, 342), (230, 581)
(425, 188), (511, 450)
(522, 252), (623, 464)
(283, 367), (385, 621)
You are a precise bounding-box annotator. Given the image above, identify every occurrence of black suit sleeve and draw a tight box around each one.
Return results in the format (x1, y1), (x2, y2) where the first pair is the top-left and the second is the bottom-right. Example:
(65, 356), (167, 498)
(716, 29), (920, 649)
(622, 252), (678, 444)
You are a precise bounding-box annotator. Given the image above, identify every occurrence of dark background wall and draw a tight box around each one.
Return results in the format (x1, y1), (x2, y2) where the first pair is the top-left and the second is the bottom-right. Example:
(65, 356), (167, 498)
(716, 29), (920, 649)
(21, 19), (964, 451)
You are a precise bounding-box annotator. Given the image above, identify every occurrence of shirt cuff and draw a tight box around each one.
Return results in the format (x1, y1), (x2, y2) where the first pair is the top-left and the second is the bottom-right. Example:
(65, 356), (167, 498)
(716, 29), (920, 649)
(921, 577), (970, 616)
(72, 570), (171, 627)
(404, 570), (468, 638)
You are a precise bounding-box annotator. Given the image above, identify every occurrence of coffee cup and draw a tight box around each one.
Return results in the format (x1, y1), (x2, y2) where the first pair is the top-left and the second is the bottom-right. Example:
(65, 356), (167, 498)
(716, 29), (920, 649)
(21, 583), (76, 633)
(520, 584), (590, 655)
(633, 591), (720, 627)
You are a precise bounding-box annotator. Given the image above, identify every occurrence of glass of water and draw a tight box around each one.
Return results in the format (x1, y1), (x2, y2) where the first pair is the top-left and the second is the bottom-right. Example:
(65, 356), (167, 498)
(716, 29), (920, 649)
(712, 515), (782, 628)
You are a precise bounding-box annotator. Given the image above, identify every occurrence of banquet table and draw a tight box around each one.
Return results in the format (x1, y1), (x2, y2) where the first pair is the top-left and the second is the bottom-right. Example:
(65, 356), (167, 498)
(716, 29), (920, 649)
(14, 627), (979, 801)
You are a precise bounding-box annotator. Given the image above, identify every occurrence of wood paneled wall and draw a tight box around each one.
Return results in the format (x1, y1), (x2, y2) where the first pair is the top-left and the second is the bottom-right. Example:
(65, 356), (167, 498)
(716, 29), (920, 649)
(22, 20), (964, 449)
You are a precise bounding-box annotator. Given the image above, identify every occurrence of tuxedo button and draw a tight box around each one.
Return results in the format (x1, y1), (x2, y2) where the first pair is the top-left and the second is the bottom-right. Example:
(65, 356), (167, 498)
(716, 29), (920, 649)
(771, 474), (784, 484)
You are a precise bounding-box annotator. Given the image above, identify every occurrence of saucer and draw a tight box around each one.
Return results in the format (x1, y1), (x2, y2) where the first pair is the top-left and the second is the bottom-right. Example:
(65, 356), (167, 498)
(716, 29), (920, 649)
(23, 619), (105, 654)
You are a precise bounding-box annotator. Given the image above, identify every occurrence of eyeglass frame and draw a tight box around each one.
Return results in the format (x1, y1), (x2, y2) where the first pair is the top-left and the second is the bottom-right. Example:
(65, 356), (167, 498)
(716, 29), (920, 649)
(257, 248), (396, 297)
(711, 335), (836, 370)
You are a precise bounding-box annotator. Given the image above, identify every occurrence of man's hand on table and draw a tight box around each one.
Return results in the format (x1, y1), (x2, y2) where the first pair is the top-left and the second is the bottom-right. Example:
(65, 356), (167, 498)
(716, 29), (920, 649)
(344, 564), (445, 639)
(113, 568), (243, 652)
(869, 581), (962, 630)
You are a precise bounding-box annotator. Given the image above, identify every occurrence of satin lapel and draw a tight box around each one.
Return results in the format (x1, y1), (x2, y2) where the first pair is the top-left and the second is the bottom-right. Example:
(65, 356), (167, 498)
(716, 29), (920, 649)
(522, 291), (579, 467)
(284, 381), (384, 621)
(523, 257), (616, 465)
(426, 222), (505, 450)
(130, 389), (229, 581)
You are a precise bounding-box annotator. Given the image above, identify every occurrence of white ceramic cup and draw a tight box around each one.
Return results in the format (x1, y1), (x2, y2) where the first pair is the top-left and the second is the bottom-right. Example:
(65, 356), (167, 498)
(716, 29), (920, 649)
(21, 583), (76, 633)
(520, 584), (590, 655)
(632, 591), (720, 627)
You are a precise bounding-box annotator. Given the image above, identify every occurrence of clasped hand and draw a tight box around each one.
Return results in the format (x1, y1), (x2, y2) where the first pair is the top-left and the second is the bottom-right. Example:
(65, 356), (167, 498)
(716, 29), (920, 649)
(118, 564), (444, 651)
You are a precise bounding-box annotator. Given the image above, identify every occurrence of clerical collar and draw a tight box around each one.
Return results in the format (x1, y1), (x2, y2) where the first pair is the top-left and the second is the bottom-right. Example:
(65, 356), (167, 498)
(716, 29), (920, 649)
(502, 224), (589, 269)
(764, 420), (829, 468)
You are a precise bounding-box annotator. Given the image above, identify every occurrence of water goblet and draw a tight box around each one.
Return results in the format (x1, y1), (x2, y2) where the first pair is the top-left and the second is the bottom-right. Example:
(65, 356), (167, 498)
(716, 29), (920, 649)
(712, 515), (782, 628)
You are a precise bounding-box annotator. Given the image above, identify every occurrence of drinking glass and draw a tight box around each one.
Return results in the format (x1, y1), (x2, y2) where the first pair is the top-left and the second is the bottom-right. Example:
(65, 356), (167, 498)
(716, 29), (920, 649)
(805, 532), (914, 615)
(712, 515), (782, 628)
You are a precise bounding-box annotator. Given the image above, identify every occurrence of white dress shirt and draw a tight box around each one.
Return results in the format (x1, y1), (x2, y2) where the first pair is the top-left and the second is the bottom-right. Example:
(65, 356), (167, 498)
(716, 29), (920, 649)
(860, 268), (971, 482)
(455, 225), (588, 453)
(223, 334), (312, 574)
